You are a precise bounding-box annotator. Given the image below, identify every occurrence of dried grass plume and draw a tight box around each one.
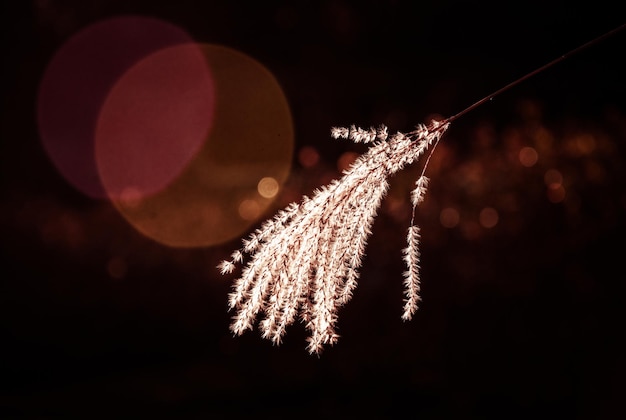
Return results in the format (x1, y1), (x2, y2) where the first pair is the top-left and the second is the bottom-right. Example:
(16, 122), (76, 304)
(219, 120), (449, 354)
(219, 23), (625, 354)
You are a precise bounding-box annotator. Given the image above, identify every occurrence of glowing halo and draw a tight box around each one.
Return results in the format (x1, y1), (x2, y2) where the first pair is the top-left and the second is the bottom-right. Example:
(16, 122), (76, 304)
(100, 44), (294, 248)
(94, 43), (215, 199)
(37, 16), (198, 199)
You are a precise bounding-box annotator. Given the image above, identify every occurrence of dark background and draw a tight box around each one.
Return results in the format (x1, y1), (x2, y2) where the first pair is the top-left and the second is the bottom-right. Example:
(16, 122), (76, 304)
(1, 1), (625, 418)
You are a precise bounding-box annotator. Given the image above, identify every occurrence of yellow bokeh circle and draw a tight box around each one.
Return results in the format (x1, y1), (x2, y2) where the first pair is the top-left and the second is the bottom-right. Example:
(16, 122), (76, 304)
(105, 44), (294, 248)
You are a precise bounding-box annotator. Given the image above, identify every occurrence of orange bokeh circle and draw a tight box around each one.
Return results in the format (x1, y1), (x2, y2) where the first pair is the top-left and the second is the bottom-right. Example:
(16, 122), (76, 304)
(97, 44), (294, 248)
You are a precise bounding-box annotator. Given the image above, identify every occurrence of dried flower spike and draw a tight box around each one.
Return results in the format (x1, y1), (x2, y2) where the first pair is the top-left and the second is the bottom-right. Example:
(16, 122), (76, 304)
(220, 121), (448, 353)
(219, 23), (625, 354)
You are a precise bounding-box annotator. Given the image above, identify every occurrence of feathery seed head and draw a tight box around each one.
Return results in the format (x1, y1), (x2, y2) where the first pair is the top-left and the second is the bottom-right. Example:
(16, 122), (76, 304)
(218, 23), (626, 353)
(218, 260), (236, 275)
(220, 121), (448, 353)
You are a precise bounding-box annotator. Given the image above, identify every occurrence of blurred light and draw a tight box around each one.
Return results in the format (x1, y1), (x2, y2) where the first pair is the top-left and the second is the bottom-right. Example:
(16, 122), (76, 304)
(107, 256), (127, 280)
(298, 146), (320, 168)
(37, 16), (196, 199)
(257, 177), (279, 198)
(238, 199), (262, 221)
(95, 43), (214, 199)
(337, 152), (359, 173)
(567, 134), (596, 156)
(545, 169), (565, 203)
(458, 161), (484, 196)
(544, 169), (563, 188)
(109, 44), (294, 248)
(440, 207), (460, 228)
(479, 207), (499, 228)
(519, 146), (538, 167)
(383, 195), (409, 222)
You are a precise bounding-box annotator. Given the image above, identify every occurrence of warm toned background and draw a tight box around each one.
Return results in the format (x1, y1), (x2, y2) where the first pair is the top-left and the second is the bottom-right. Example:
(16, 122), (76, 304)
(2, 1), (625, 417)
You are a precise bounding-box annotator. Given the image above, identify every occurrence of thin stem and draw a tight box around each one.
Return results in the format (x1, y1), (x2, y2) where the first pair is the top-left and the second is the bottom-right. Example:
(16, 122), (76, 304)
(443, 23), (626, 125)
(419, 23), (624, 221)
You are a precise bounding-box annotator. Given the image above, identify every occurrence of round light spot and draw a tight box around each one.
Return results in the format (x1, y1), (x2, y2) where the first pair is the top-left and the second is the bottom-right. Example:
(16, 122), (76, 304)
(570, 134), (596, 156)
(298, 146), (320, 168)
(479, 207), (499, 228)
(257, 177), (279, 198)
(440, 207), (460, 228)
(239, 199), (262, 221)
(107, 44), (294, 248)
(544, 169), (563, 188)
(95, 43), (215, 199)
(519, 146), (538, 167)
(37, 16), (197, 199)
